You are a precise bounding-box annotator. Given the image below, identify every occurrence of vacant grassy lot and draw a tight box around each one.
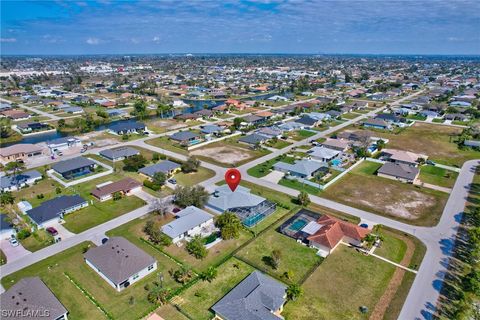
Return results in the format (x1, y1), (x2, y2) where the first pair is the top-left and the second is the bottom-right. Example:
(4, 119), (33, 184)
(419, 165), (459, 188)
(371, 122), (477, 167)
(12, 178), (61, 207)
(247, 155), (295, 178)
(173, 167), (215, 186)
(289, 129), (317, 141)
(145, 136), (189, 155)
(176, 258), (254, 320)
(1, 243), (107, 320)
(20, 229), (54, 252)
(341, 112), (361, 120)
(163, 229), (252, 272)
(265, 139), (292, 149)
(322, 160), (448, 226)
(235, 217), (322, 284)
(282, 245), (397, 320)
(156, 304), (189, 320)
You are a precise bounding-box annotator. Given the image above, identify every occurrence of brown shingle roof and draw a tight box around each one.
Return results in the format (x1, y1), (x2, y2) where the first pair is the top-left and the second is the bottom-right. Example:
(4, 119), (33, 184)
(91, 178), (141, 199)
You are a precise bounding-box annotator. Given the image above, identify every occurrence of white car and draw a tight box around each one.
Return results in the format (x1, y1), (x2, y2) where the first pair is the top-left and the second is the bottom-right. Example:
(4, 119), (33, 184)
(9, 237), (19, 247)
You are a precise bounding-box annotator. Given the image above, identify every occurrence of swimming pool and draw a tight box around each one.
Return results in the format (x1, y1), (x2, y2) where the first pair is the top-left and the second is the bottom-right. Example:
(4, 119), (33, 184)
(331, 159), (342, 167)
(243, 213), (266, 227)
(289, 219), (308, 231)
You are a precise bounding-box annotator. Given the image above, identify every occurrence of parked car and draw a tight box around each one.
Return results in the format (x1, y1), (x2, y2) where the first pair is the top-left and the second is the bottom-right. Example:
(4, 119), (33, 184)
(426, 160), (436, 165)
(168, 178), (177, 185)
(80, 148), (87, 153)
(172, 207), (181, 213)
(9, 237), (19, 247)
(46, 227), (58, 236)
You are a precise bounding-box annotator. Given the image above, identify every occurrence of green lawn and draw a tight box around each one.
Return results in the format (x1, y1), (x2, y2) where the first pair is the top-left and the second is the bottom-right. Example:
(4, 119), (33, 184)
(20, 229), (54, 252)
(374, 231), (408, 264)
(175, 258), (254, 320)
(322, 160), (449, 226)
(249, 207), (291, 235)
(0, 249), (6, 265)
(145, 136), (189, 155)
(265, 139), (292, 149)
(289, 129), (317, 141)
(173, 167), (215, 186)
(235, 217), (322, 284)
(246, 155), (295, 178)
(278, 177), (322, 195)
(156, 304), (190, 320)
(341, 112), (361, 120)
(282, 245), (397, 320)
(1, 243), (107, 320)
(419, 165), (459, 188)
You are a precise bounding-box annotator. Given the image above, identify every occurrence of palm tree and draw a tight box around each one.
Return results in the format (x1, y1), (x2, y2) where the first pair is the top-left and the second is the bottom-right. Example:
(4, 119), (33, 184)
(5, 160), (26, 189)
(286, 284), (303, 301)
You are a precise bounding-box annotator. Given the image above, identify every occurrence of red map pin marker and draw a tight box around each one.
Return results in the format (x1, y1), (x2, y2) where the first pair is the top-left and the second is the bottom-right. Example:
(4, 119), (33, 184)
(225, 168), (241, 192)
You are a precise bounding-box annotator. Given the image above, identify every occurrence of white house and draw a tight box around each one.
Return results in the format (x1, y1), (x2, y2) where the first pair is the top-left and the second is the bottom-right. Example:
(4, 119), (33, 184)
(84, 237), (157, 291)
(0, 170), (42, 192)
(161, 206), (214, 243)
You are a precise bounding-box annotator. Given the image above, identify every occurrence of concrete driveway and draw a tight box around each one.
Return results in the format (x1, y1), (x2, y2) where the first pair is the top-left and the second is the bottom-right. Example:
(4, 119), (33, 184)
(0, 239), (31, 264)
(262, 170), (285, 184)
(55, 223), (76, 240)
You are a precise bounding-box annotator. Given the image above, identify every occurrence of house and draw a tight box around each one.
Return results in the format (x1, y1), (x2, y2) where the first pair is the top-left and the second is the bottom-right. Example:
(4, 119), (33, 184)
(377, 162), (420, 183)
(200, 124), (226, 135)
(321, 138), (350, 152)
(325, 110), (342, 119)
(0, 109), (31, 121)
(337, 130), (373, 143)
(84, 237), (157, 291)
(278, 121), (304, 131)
(207, 185), (276, 227)
(295, 115), (319, 127)
(51, 157), (96, 179)
(445, 113), (468, 122)
(161, 206), (214, 243)
(242, 115), (265, 126)
(0, 214), (15, 239)
(212, 271), (287, 320)
(420, 110), (439, 118)
(464, 140), (480, 148)
(307, 146), (340, 162)
(380, 149), (426, 166)
(47, 137), (81, 153)
(63, 106), (84, 114)
(274, 159), (327, 179)
(0, 144), (44, 162)
(362, 118), (391, 130)
(169, 131), (202, 146)
(99, 146), (140, 161)
(238, 133), (270, 146)
(374, 113), (406, 125)
(139, 160), (181, 179)
(109, 122), (146, 135)
(256, 126), (283, 138)
(308, 112), (332, 122)
(0, 170), (42, 192)
(27, 195), (88, 228)
(17, 200), (32, 214)
(194, 109), (213, 118)
(0, 277), (68, 320)
(106, 108), (128, 117)
(17, 122), (51, 134)
(280, 209), (370, 257)
(91, 178), (142, 201)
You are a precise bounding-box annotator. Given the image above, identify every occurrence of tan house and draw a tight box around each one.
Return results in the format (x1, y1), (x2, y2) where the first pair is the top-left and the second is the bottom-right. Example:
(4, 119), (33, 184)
(91, 178), (142, 201)
(0, 144), (44, 162)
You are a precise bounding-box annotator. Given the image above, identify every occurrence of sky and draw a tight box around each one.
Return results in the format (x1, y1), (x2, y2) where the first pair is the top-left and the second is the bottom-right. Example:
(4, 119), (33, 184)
(1, 0), (479, 55)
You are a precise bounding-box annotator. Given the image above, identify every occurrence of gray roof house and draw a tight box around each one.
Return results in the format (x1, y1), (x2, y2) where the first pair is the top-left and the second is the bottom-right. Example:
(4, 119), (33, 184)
(207, 185), (276, 227)
(0, 277), (68, 320)
(161, 206), (214, 243)
(138, 160), (181, 178)
(295, 115), (318, 127)
(109, 121), (146, 135)
(51, 156), (95, 179)
(27, 195), (88, 228)
(0, 170), (42, 192)
(99, 146), (140, 161)
(84, 237), (157, 291)
(0, 214), (15, 239)
(273, 160), (327, 179)
(212, 271), (287, 320)
(307, 146), (340, 162)
(377, 162), (419, 183)
(170, 131), (200, 143)
(238, 133), (270, 146)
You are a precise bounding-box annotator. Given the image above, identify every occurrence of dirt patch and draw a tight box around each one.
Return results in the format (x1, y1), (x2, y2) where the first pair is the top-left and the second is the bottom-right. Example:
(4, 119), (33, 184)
(191, 146), (253, 164)
(370, 235), (415, 320)
(149, 119), (187, 130)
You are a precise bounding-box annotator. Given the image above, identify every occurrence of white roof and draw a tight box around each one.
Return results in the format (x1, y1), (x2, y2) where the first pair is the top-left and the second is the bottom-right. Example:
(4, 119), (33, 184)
(161, 206), (213, 239)
(301, 221), (322, 235)
(307, 146), (340, 160)
(207, 185), (266, 211)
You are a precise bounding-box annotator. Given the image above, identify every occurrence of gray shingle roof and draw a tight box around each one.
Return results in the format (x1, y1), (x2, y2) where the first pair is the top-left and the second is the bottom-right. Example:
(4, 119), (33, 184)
(51, 156), (95, 174)
(99, 147), (139, 160)
(208, 185), (266, 211)
(295, 116), (317, 126)
(1, 170), (42, 190)
(109, 121), (145, 133)
(138, 160), (180, 177)
(0, 277), (68, 320)
(377, 162), (419, 181)
(27, 195), (87, 225)
(274, 160), (326, 176)
(0, 214), (13, 232)
(212, 271), (286, 320)
(161, 206), (213, 239)
(84, 237), (156, 285)
(238, 134), (269, 145)
(170, 131), (199, 141)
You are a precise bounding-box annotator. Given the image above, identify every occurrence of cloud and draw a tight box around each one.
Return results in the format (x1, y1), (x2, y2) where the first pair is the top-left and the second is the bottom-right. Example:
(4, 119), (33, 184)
(152, 36), (160, 43)
(86, 37), (101, 45)
(1, 38), (17, 43)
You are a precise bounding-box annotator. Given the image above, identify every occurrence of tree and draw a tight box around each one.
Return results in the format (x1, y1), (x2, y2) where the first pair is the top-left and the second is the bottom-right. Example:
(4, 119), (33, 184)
(147, 283), (170, 305)
(156, 103), (173, 118)
(376, 139), (385, 151)
(233, 117), (243, 130)
(173, 185), (209, 208)
(215, 211), (242, 240)
(186, 235), (208, 259)
(0, 192), (15, 206)
(57, 119), (66, 128)
(5, 160), (26, 189)
(296, 191), (310, 206)
(144, 220), (172, 246)
(152, 152), (160, 162)
(181, 156), (200, 173)
(149, 198), (170, 216)
(286, 284), (303, 301)
(200, 266), (218, 282)
(113, 191), (122, 201)
(152, 172), (166, 187)
(271, 249), (282, 269)
(123, 154), (147, 171)
(173, 267), (194, 284)
(133, 100), (148, 119)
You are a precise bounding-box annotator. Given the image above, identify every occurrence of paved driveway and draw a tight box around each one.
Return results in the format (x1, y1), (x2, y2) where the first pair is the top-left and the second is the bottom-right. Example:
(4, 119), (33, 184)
(0, 239), (31, 263)
(55, 223), (76, 240)
(262, 170), (285, 183)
